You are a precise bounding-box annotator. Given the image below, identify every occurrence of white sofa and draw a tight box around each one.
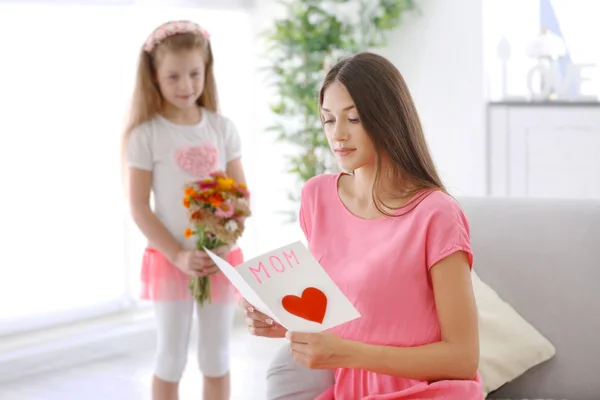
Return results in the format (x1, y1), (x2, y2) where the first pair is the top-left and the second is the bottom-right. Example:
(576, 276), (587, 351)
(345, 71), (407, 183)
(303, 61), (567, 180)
(458, 196), (600, 399)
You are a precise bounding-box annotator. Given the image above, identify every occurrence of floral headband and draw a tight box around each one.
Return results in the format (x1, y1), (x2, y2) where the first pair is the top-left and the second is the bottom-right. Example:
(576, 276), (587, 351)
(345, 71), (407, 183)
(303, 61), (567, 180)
(143, 20), (210, 53)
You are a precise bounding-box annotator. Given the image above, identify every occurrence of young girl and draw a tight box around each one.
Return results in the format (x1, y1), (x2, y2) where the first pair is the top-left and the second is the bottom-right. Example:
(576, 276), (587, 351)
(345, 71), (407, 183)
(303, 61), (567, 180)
(242, 52), (484, 399)
(123, 20), (247, 400)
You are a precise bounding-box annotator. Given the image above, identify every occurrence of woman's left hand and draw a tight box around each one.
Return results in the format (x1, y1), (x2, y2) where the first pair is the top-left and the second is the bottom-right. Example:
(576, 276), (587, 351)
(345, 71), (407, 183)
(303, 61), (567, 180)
(286, 331), (351, 370)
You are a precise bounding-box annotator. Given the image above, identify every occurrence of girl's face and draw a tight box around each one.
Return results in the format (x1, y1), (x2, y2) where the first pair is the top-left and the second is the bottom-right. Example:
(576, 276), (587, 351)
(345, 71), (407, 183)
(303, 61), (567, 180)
(155, 49), (205, 111)
(321, 81), (376, 172)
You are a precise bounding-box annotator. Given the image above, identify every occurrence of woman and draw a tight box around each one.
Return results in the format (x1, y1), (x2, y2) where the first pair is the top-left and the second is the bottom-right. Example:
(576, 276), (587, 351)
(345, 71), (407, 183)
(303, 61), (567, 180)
(242, 52), (483, 399)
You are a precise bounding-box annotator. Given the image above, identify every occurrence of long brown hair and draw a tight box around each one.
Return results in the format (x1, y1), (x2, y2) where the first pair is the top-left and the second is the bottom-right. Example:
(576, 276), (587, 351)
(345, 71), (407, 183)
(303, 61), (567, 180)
(318, 52), (446, 216)
(121, 28), (218, 168)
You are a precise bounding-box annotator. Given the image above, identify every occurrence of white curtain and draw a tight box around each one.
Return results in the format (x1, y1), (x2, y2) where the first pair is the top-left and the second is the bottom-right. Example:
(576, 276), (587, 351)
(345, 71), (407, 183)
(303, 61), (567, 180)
(0, 2), (254, 335)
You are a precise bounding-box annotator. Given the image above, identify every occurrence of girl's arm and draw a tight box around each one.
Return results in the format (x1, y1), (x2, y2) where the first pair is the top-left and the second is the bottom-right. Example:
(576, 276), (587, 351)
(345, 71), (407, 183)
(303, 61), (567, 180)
(226, 158), (250, 211)
(343, 251), (479, 380)
(128, 167), (183, 262)
(290, 251), (479, 381)
(226, 158), (247, 186)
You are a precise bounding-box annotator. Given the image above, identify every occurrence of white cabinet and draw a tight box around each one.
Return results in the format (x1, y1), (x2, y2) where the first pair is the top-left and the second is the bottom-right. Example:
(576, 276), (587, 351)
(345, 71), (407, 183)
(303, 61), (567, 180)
(487, 102), (600, 198)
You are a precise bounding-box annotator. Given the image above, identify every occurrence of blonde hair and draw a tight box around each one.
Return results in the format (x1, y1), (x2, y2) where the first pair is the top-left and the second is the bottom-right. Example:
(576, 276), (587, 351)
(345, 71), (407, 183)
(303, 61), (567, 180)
(121, 29), (218, 169)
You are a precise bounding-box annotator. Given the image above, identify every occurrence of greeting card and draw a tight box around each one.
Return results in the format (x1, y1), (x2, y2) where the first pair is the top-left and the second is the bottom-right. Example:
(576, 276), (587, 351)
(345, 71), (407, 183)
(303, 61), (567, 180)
(205, 241), (361, 333)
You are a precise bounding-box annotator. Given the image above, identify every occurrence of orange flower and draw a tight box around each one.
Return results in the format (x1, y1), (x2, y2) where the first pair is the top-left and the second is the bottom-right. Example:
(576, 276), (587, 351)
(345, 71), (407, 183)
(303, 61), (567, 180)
(184, 227), (193, 238)
(204, 191), (224, 207)
(183, 197), (190, 208)
(184, 187), (195, 197)
(191, 211), (203, 220)
(208, 194), (222, 207)
(196, 189), (213, 201)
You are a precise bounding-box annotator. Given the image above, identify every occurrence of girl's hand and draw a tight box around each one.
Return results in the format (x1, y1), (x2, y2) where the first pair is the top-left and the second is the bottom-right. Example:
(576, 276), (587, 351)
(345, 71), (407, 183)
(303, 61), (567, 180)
(196, 245), (231, 276)
(173, 249), (205, 276)
(286, 331), (351, 370)
(240, 297), (287, 338)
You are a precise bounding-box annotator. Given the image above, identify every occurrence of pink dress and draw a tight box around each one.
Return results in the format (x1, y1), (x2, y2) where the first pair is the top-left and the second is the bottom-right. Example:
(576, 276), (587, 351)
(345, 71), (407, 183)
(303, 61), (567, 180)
(299, 173), (483, 400)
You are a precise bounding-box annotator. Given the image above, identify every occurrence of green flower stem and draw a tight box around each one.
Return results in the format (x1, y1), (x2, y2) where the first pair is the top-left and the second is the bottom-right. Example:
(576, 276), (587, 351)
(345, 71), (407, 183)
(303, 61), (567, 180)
(188, 226), (227, 306)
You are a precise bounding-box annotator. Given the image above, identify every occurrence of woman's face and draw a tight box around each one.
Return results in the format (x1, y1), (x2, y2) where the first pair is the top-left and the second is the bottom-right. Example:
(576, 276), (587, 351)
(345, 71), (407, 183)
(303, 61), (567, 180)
(321, 81), (376, 172)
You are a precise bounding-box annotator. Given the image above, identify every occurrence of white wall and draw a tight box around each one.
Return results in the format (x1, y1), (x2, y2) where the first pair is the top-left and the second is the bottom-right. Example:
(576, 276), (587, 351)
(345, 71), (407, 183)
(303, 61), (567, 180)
(377, 0), (487, 196)
(553, 0), (600, 95)
(482, 0), (540, 100)
(246, 0), (305, 256)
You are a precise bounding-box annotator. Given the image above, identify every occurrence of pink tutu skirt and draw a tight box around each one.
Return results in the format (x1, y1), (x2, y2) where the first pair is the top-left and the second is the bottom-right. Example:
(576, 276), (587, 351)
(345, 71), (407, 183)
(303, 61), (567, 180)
(140, 247), (244, 303)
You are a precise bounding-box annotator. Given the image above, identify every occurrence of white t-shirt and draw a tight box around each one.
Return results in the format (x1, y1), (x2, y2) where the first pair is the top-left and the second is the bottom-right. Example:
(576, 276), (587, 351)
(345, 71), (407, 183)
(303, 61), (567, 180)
(126, 108), (242, 248)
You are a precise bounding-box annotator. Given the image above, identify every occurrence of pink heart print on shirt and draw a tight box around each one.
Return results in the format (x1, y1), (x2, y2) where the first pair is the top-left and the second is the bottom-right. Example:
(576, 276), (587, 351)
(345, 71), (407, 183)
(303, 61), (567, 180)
(173, 142), (219, 178)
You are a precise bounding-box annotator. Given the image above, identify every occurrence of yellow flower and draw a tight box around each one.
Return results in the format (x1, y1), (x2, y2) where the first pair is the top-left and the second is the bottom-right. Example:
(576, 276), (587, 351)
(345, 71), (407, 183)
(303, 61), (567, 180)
(216, 177), (235, 191)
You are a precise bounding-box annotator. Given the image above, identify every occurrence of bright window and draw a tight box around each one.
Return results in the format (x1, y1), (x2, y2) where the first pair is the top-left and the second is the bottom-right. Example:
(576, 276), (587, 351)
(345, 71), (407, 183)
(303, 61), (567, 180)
(0, 2), (254, 335)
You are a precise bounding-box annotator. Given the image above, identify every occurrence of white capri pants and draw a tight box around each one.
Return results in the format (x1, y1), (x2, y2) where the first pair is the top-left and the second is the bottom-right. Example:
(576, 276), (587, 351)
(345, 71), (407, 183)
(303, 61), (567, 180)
(152, 299), (235, 382)
(267, 343), (335, 400)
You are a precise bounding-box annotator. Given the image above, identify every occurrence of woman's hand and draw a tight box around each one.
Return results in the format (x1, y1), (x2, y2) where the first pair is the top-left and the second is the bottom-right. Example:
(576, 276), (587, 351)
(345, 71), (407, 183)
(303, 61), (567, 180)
(240, 298), (287, 338)
(286, 331), (351, 370)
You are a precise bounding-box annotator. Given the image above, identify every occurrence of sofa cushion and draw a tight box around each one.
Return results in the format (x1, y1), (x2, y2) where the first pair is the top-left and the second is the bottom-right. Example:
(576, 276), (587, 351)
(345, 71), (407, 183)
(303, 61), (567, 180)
(472, 271), (555, 396)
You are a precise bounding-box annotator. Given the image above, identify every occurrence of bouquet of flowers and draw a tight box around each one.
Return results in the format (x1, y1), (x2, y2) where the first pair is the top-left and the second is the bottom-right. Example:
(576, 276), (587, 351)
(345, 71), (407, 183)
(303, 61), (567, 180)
(183, 171), (251, 305)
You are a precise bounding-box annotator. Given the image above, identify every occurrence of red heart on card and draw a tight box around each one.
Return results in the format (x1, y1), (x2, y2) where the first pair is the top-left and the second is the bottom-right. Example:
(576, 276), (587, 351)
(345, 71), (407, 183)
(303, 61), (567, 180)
(281, 287), (327, 324)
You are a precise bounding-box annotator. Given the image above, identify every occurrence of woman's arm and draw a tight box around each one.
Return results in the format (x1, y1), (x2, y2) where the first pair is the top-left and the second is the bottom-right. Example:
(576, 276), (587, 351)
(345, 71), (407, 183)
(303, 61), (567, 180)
(128, 167), (183, 262)
(289, 251), (479, 381)
(347, 251), (478, 380)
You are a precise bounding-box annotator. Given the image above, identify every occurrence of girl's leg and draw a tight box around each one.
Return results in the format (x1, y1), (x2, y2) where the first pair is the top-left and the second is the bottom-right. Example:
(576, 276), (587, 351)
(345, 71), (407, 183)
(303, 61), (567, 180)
(195, 300), (236, 400)
(152, 299), (194, 400)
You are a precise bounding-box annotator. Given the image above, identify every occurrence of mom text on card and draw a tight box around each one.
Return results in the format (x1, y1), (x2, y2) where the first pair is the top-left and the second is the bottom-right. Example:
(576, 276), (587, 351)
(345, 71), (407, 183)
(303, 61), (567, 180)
(249, 249), (300, 284)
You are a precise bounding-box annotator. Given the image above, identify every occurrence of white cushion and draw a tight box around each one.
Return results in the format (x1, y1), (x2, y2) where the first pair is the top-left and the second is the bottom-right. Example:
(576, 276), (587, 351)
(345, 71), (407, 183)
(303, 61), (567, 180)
(472, 271), (556, 396)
